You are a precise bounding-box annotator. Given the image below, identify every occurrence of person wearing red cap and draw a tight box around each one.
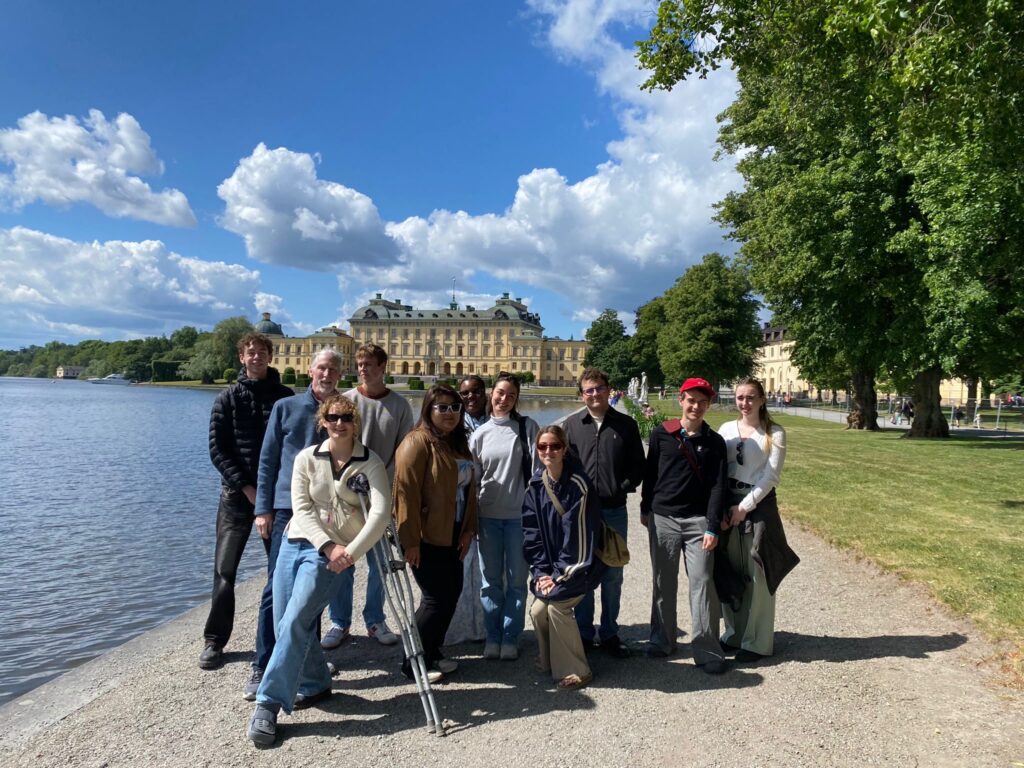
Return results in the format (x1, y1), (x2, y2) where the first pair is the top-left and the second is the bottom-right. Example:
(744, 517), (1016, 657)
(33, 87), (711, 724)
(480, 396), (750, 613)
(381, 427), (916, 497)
(640, 377), (729, 674)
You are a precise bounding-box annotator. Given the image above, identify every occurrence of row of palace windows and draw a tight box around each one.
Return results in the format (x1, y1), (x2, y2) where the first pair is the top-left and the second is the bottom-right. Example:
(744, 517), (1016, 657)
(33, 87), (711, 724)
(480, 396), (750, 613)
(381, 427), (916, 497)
(390, 360), (579, 376)
(370, 327), (512, 343)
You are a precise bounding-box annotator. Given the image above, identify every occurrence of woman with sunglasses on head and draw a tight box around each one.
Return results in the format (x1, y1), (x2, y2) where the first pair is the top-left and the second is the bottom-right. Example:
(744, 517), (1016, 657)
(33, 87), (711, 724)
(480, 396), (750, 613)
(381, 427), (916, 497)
(393, 384), (478, 682)
(468, 371), (539, 660)
(521, 425), (606, 690)
(717, 377), (799, 662)
(247, 394), (390, 746)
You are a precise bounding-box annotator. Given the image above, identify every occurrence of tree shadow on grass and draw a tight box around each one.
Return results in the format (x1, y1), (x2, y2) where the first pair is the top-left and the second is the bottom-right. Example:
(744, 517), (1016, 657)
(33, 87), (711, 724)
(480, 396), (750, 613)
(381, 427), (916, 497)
(736, 630), (968, 669)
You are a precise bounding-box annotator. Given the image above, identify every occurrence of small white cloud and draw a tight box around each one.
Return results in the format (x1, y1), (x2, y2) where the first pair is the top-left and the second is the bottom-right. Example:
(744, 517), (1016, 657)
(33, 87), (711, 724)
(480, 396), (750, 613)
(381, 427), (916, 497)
(0, 226), (262, 343)
(217, 143), (399, 271)
(0, 110), (196, 226)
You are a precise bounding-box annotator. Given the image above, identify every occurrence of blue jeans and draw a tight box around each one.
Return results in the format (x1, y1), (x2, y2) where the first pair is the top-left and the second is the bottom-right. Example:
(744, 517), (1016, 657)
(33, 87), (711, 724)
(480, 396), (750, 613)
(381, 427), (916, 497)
(325, 547), (386, 629)
(255, 537), (341, 713)
(254, 508), (292, 671)
(478, 516), (528, 645)
(576, 505), (627, 643)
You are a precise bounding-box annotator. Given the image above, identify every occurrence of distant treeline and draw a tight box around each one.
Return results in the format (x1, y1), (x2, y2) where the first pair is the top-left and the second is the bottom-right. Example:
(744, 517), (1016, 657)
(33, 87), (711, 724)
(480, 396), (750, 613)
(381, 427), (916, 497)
(0, 316), (254, 383)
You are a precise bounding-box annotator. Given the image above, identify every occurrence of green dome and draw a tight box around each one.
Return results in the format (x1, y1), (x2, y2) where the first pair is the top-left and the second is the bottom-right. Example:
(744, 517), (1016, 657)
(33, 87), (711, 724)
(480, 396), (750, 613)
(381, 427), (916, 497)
(254, 312), (283, 335)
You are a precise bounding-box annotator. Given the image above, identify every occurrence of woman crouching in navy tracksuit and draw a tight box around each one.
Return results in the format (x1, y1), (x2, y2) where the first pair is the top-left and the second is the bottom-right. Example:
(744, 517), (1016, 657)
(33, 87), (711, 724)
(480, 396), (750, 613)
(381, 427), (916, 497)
(521, 425), (606, 690)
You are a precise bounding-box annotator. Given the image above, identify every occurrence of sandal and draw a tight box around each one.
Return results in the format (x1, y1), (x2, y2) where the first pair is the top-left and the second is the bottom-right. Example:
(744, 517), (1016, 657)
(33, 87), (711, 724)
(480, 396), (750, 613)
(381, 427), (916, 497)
(556, 672), (592, 691)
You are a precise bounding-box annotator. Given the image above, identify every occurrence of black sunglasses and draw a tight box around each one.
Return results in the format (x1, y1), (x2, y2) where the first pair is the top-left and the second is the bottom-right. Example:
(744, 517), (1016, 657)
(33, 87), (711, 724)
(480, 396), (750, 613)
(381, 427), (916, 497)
(736, 438), (745, 465)
(324, 412), (355, 423)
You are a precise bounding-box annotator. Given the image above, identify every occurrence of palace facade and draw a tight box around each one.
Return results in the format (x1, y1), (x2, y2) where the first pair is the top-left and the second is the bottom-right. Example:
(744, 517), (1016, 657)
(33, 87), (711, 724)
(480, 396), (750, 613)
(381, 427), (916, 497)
(255, 292), (588, 387)
(755, 323), (986, 405)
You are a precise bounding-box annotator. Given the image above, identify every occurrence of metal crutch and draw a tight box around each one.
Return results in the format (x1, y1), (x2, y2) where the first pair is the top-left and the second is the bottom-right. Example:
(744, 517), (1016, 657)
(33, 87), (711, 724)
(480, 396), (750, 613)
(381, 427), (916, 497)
(346, 473), (445, 735)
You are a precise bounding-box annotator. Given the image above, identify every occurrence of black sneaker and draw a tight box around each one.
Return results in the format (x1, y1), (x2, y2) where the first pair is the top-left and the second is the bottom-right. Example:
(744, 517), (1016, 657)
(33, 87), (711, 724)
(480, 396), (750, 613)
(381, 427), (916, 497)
(700, 659), (727, 675)
(198, 643), (223, 670)
(293, 687), (332, 709)
(601, 635), (630, 659)
(242, 667), (264, 701)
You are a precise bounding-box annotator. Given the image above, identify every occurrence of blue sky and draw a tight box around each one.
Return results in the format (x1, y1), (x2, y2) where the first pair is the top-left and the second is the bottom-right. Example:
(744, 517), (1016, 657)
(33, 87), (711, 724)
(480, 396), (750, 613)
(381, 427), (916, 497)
(0, 1), (739, 350)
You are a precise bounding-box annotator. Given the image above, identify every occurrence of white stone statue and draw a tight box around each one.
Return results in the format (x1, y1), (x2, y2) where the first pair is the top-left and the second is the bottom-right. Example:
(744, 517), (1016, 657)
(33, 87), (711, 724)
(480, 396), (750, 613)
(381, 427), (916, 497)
(639, 371), (648, 404)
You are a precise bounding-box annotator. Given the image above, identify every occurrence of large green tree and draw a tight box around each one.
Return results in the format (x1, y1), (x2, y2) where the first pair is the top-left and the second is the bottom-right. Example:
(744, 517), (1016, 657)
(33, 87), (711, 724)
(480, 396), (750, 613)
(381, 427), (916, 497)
(637, 0), (1024, 437)
(656, 253), (760, 390)
(583, 309), (632, 387)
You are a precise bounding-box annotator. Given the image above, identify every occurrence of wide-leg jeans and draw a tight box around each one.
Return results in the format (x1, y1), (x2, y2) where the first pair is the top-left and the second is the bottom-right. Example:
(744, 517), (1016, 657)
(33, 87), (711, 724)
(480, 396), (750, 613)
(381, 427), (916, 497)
(478, 516), (528, 645)
(255, 537), (341, 714)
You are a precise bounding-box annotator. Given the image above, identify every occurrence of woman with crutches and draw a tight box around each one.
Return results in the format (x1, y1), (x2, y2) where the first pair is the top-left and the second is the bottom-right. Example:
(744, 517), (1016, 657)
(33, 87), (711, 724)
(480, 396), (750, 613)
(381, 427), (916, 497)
(392, 384), (478, 683)
(246, 394), (390, 747)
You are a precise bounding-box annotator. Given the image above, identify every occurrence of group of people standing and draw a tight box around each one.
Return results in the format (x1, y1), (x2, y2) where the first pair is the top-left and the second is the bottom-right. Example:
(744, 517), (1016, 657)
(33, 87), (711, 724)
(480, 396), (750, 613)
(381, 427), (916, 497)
(201, 331), (798, 747)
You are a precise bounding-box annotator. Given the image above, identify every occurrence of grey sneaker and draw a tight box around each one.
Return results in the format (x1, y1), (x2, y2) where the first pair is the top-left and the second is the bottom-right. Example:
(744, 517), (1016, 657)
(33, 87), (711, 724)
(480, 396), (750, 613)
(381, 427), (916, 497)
(320, 625), (350, 650)
(242, 667), (263, 701)
(367, 621), (399, 646)
(435, 658), (458, 674)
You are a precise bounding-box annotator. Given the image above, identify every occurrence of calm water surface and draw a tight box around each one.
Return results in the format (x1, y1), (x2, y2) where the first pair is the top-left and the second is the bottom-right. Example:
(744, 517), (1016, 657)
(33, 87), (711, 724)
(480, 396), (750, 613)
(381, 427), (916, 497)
(0, 377), (576, 705)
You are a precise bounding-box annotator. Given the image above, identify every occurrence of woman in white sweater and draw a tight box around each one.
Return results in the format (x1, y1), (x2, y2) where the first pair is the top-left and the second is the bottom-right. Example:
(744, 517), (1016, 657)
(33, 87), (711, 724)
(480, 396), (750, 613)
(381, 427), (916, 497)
(718, 377), (797, 661)
(469, 372), (539, 660)
(247, 394), (390, 746)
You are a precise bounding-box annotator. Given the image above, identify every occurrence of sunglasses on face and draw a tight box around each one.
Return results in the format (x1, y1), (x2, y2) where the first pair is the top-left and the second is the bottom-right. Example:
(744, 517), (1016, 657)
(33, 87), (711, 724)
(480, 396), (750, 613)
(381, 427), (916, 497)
(324, 412), (355, 424)
(537, 442), (564, 453)
(582, 385), (609, 396)
(432, 402), (463, 414)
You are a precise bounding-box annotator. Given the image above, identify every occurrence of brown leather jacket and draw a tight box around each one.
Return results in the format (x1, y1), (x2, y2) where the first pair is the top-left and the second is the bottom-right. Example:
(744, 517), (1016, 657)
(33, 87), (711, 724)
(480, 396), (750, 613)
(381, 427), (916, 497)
(393, 428), (478, 550)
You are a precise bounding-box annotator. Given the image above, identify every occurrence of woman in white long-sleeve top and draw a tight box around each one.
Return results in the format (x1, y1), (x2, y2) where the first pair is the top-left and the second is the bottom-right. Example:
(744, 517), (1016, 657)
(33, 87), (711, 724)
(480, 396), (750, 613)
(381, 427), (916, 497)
(718, 378), (799, 661)
(247, 394), (391, 747)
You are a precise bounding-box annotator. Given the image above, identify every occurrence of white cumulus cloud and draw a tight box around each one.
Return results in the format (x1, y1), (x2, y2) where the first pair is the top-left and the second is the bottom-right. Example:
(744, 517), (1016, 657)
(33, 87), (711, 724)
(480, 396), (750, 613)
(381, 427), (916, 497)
(0, 226), (261, 346)
(217, 143), (400, 271)
(0, 110), (196, 227)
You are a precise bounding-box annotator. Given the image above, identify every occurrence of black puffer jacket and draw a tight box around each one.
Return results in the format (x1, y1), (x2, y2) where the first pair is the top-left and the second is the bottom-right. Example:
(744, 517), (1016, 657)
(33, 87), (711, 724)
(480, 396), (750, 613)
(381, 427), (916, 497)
(209, 367), (294, 491)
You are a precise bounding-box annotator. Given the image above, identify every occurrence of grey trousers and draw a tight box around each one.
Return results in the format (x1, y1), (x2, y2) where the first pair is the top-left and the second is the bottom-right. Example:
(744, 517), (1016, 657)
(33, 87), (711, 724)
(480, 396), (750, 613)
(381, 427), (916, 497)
(648, 513), (723, 664)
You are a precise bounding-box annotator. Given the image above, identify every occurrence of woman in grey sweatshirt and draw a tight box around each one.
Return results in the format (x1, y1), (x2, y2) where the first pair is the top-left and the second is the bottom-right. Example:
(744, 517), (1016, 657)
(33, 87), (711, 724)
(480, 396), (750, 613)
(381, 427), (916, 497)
(468, 372), (539, 660)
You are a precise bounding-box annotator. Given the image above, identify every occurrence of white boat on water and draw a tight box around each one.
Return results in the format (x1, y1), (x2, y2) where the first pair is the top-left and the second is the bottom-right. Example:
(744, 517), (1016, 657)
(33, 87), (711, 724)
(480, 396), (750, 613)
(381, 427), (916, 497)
(87, 373), (134, 385)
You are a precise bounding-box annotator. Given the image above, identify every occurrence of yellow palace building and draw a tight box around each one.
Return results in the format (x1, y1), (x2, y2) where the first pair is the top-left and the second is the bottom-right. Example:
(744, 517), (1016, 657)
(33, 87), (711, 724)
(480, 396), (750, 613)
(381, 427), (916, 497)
(255, 292), (587, 387)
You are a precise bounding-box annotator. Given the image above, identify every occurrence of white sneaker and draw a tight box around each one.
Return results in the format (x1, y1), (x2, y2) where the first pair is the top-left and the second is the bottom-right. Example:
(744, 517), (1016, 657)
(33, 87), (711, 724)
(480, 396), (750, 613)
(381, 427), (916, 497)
(321, 625), (350, 650)
(435, 658), (458, 674)
(367, 621), (399, 646)
(483, 641), (501, 659)
(425, 668), (443, 684)
(500, 644), (519, 661)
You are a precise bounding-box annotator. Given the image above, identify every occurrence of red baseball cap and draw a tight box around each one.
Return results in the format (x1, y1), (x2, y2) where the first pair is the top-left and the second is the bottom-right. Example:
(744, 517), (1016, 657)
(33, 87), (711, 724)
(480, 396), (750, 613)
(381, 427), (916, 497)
(679, 377), (715, 398)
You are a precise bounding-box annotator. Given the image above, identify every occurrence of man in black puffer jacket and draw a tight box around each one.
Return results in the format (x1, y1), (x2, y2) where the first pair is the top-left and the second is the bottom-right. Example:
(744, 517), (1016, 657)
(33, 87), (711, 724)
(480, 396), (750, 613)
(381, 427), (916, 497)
(199, 331), (293, 670)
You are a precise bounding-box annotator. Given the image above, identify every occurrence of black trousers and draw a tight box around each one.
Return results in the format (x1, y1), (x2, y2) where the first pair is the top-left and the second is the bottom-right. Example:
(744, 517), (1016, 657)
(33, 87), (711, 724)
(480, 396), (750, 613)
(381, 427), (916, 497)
(203, 487), (271, 647)
(407, 541), (463, 668)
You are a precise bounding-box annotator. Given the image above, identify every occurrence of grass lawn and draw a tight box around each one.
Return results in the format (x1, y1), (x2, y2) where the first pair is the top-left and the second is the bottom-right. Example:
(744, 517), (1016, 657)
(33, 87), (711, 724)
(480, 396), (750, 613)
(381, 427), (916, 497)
(645, 398), (1024, 674)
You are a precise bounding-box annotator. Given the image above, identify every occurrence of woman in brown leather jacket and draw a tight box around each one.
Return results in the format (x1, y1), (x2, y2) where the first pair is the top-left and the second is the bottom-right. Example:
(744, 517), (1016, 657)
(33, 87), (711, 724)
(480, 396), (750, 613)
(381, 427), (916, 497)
(393, 383), (478, 682)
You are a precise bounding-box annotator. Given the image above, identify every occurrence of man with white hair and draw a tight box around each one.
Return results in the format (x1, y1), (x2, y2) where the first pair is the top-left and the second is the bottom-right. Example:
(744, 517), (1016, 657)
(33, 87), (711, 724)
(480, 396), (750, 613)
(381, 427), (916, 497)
(245, 349), (341, 700)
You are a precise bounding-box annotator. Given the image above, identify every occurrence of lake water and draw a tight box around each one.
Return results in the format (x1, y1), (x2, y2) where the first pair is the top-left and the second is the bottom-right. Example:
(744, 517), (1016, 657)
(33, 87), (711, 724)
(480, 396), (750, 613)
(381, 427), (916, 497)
(0, 377), (578, 705)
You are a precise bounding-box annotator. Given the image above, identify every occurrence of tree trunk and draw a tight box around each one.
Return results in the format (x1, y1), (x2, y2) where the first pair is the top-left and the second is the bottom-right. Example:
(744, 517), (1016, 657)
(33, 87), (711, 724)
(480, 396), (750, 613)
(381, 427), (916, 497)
(830, 390), (838, 406)
(964, 375), (978, 415)
(851, 369), (880, 430)
(907, 366), (950, 438)
(815, 388), (823, 403)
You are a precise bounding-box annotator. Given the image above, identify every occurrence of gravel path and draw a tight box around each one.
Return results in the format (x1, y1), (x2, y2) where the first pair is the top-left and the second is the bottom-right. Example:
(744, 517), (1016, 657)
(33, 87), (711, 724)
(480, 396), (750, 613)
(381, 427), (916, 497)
(2, 493), (1022, 767)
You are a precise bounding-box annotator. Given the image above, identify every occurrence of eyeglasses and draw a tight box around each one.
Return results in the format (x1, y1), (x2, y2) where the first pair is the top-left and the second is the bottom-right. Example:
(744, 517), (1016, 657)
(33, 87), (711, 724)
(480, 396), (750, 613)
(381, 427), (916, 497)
(324, 412), (355, 423)
(537, 442), (564, 453)
(736, 438), (745, 465)
(582, 385), (609, 396)
(432, 402), (463, 414)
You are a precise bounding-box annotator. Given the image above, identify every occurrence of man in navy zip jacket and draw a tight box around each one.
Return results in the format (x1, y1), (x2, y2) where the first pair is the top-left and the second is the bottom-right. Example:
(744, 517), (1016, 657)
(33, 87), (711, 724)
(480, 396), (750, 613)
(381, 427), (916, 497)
(244, 349), (340, 700)
(200, 332), (292, 671)
(641, 377), (728, 673)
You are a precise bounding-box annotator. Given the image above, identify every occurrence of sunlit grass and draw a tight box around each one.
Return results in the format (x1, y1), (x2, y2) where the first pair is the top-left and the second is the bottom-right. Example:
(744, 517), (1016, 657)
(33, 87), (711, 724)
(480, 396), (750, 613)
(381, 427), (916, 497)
(646, 398), (1024, 657)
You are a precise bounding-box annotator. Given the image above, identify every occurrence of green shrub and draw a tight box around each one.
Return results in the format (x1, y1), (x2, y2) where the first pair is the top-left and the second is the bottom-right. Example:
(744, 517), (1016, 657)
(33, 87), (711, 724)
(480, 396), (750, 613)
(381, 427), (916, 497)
(282, 367), (296, 385)
(408, 378), (425, 391)
(296, 374), (311, 388)
(385, 374), (395, 384)
(223, 367), (239, 382)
